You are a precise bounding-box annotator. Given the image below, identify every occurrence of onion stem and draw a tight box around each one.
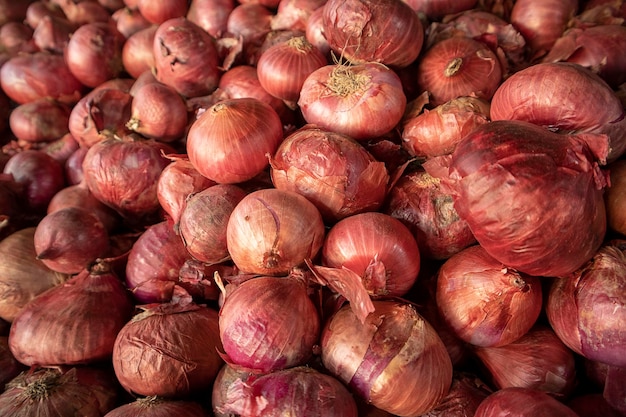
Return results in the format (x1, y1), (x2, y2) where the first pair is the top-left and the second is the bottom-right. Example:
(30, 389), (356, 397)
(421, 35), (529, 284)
(327, 65), (369, 97)
(445, 57), (463, 77)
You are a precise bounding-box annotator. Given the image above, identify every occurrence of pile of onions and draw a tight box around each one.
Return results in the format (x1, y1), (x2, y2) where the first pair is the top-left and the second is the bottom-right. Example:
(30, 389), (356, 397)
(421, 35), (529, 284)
(104, 396), (209, 417)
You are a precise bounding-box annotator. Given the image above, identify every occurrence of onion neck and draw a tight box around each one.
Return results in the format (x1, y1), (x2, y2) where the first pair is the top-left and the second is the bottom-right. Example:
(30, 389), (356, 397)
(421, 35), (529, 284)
(327, 65), (369, 97)
(445, 58), (463, 77)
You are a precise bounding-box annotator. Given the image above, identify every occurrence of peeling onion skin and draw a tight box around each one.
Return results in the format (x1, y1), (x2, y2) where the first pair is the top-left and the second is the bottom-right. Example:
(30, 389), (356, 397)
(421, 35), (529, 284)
(474, 387), (580, 417)
(321, 300), (453, 417)
(436, 244), (543, 348)
(546, 240), (626, 368)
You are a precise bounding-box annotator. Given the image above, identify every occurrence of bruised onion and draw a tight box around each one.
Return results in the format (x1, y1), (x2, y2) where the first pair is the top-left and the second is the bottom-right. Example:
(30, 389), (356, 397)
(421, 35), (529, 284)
(606, 159), (626, 236)
(9, 98), (71, 143)
(8, 260), (134, 366)
(269, 125), (390, 222)
(226, 188), (325, 276)
(321, 299), (453, 416)
(546, 240), (626, 368)
(305, 6), (329, 57)
(426, 119), (609, 277)
(436, 244), (543, 347)
(218, 272), (320, 373)
(104, 396), (210, 417)
(186, 98), (283, 184)
(474, 387), (580, 417)
(112, 295), (223, 398)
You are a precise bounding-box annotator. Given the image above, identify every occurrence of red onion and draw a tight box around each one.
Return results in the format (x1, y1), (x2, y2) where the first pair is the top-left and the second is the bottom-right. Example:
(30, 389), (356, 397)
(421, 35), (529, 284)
(43, 132), (80, 164)
(0, 0), (32, 26)
(55, 0), (112, 26)
(271, 0), (327, 32)
(152, 17), (221, 98)
(418, 372), (493, 417)
(112, 6), (151, 38)
(121, 24), (157, 79)
(156, 157), (216, 226)
(546, 240), (626, 368)
(490, 62), (626, 163)
(305, 6), (329, 57)
(216, 366), (358, 417)
(177, 259), (231, 302)
(417, 37), (502, 106)
(104, 397), (210, 417)
(9, 98), (71, 143)
(426, 119), (609, 277)
(179, 184), (247, 264)
(126, 81), (188, 142)
(24, 1), (67, 30)
(322, 299), (453, 416)
(473, 325), (577, 396)
(32, 14), (74, 53)
(137, 0), (188, 24)
(186, 98), (283, 184)
(82, 135), (175, 224)
(402, 0), (478, 19)
(603, 364), (626, 416)
(298, 62), (407, 140)
(219, 272), (321, 372)
(112, 294), (223, 398)
(0, 337), (25, 391)
(64, 145), (88, 185)
(606, 159), (626, 236)
(64, 22), (126, 88)
(187, 0), (234, 38)
(436, 244), (543, 347)
(322, 0), (424, 68)
(568, 393), (624, 417)
(270, 125), (390, 222)
(0, 52), (85, 105)
(0, 227), (68, 323)
(125, 220), (193, 303)
(474, 387), (580, 417)
(9, 260), (134, 366)
(510, 0), (578, 59)
(212, 364), (252, 417)
(225, 3), (273, 65)
(384, 168), (476, 260)
(0, 21), (36, 54)
(0, 366), (119, 417)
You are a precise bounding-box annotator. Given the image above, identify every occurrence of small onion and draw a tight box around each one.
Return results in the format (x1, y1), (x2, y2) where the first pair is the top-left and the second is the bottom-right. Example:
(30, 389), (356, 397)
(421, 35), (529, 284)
(186, 98), (283, 184)
(402, 0), (478, 19)
(9, 98), (71, 143)
(137, 0), (188, 24)
(606, 159), (626, 236)
(436, 244), (543, 347)
(187, 0), (234, 38)
(305, 6), (329, 57)
(0, 1), (32, 26)
(212, 363), (251, 417)
(298, 62), (407, 140)
(0, 21), (36, 54)
(24, 1), (66, 31)
(321, 299), (453, 416)
(474, 387), (580, 417)
(225, 3), (273, 64)
(121, 24), (157, 79)
(8, 260), (135, 366)
(104, 397), (209, 417)
(56, 0), (112, 26)
(65, 146), (89, 185)
(112, 6), (152, 38)
(269, 125), (390, 222)
(419, 372), (493, 417)
(42, 132), (81, 165)
(218, 273), (321, 373)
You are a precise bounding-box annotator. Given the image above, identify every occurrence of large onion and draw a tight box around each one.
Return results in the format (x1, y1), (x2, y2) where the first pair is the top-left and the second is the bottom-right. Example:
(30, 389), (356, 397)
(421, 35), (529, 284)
(474, 387), (580, 417)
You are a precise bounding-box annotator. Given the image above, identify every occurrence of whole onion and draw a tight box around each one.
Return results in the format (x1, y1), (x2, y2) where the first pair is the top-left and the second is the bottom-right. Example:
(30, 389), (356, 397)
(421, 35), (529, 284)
(0, 21), (36, 54)
(0, 367), (119, 417)
(546, 240), (626, 368)
(269, 125), (390, 222)
(8, 260), (134, 366)
(0, 0), (32, 26)
(64, 22), (126, 88)
(322, 0), (424, 68)
(416, 37), (502, 106)
(104, 396), (209, 417)
(426, 119), (609, 277)
(64, 146), (89, 185)
(216, 366), (358, 417)
(298, 62), (407, 140)
(402, 0), (478, 19)
(186, 98), (283, 184)
(384, 168), (476, 260)
(0, 228), (68, 323)
(42, 132), (81, 165)
(226, 188), (326, 276)
(137, 0), (188, 24)
(271, 0), (327, 32)
(474, 387), (580, 417)
(24, 1), (67, 30)
(225, 3), (272, 61)
(218, 273), (321, 373)
(112, 7), (151, 38)
(112, 295), (223, 398)
(212, 363), (252, 417)
(606, 159), (626, 236)
(473, 325), (577, 396)
(436, 244), (543, 347)
(187, 0), (234, 38)
(152, 17), (221, 98)
(121, 25), (157, 79)
(305, 6), (330, 57)
(490, 62), (626, 163)
(179, 184), (247, 264)
(321, 299), (453, 416)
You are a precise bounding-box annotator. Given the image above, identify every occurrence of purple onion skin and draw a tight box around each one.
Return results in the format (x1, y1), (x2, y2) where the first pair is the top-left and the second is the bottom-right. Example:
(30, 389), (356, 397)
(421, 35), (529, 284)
(474, 387), (580, 417)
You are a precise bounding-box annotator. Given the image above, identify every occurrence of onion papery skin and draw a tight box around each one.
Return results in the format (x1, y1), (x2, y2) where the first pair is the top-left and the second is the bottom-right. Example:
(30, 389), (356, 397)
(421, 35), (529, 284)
(416, 37), (502, 107)
(33, 206), (110, 275)
(103, 396), (210, 417)
(473, 325), (577, 396)
(212, 363), (252, 417)
(179, 184), (247, 264)
(0, 228), (68, 323)
(384, 168), (476, 260)
(9, 98), (71, 143)
(187, 0), (234, 39)
(125, 220), (194, 303)
(322, 0), (423, 68)
(305, 6), (330, 57)
(490, 62), (626, 164)
(402, 0), (478, 19)
(606, 159), (626, 236)
(298, 62), (407, 140)
(473, 387), (580, 417)
(8, 261), (135, 366)
(82, 136), (175, 225)
(225, 3), (273, 65)
(0, 366), (119, 417)
(121, 25), (157, 79)
(256, 35), (327, 103)
(419, 372), (492, 417)
(322, 212), (420, 297)
(186, 98), (283, 184)
(436, 119), (609, 277)
(112, 301), (223, 398)
(321, 299), (453, 417)
(270, 125), (390, 222)
(152, 17), (221, 98)
(436, 244), (543, 348)
(0, 52), (85, 105)
(216, 366), (358, 417)
(401, 96), (491, 159)
(218, 274), (321, 373)
(546, 240), (626, 368)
